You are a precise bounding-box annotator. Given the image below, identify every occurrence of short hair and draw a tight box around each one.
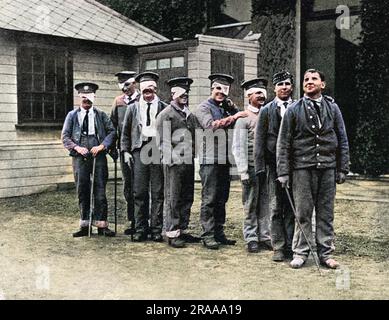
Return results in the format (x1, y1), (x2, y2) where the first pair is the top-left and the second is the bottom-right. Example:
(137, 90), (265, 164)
(304, 69), (325, 81)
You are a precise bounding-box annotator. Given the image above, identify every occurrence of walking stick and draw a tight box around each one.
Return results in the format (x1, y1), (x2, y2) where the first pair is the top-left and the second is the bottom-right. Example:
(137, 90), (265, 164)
(284, 187), (322, 275)
(88, 157), (97, 238)
(114, 153), (118, 234)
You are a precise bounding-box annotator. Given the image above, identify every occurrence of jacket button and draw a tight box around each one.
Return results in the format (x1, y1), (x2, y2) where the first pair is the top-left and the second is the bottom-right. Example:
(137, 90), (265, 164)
(316, 144), (319, 147)
(317, 153), (320, 157)
(310, 116), (313, 119)
(316, 135), (319, 138)
(318, 163), (321, 166)
(312, 125), (316, 129)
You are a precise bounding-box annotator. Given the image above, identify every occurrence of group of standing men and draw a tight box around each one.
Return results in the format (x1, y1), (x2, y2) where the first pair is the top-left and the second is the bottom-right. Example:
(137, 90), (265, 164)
(62, 66), (349, 269)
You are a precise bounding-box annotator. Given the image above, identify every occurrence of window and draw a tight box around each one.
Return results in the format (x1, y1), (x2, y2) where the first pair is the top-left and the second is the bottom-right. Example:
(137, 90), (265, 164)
(145, 56), (185, 71)
(17, 47), (73, 125)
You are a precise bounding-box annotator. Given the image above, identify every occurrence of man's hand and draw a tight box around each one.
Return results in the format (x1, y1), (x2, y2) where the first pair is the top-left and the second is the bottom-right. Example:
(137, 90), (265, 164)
(233, 111), (248, 121)
(74, 146), (89, 157)
(241, 173), (250, 186)
(277, 175), (290, 188)
(336, 172), (346, 184)
(90, 144), (105, 157)
(124, 152), (134, 169)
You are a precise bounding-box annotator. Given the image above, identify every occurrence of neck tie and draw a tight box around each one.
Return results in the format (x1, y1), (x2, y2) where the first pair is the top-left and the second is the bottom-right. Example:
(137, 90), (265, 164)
(146, 102), (151, 126)
(283, 102), (288, 108)
(312, 101), (321, 119)
(82, 110), (89, 136)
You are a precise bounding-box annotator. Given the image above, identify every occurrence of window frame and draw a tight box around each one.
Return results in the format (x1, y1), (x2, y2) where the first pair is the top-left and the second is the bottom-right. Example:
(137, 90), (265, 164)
(16, 45), (73, 127)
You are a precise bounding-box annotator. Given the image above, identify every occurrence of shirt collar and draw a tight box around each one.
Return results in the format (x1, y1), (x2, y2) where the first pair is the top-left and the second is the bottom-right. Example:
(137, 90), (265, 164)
(304, 95), (323, 104)
(140, 95), (159, 106)
(80, 106), (94, 114)
(275, 97), (292, 106)
(247, 105), (259, 113)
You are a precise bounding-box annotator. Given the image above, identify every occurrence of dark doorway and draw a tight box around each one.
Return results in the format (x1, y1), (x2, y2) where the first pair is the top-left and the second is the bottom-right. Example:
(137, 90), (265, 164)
(211, 49), (245, 107)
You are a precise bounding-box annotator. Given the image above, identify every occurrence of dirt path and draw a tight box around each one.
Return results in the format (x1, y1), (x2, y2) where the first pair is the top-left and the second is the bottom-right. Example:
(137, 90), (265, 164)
(0, 181), (388, 300)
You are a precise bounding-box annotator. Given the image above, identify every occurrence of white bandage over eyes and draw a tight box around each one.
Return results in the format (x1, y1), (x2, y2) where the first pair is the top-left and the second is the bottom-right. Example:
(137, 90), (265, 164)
(140, 80), (157, 93)
(212, 82), (230, 96)
(246, 87), (267, 99)
(171, 87), (187, 100)
(79, 93), (95, 103)
(118, 77), (136, 90)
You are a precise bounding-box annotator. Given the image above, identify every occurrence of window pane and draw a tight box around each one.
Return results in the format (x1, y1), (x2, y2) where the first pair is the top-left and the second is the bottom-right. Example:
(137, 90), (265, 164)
(20, 73), (32, 92)
(171, 56), (185, 68)
(32, 54), (44, 73)
(55, 94), (66, 120)
(33, 74), (44, 92)
(44, 94), (55, 121)
(32, 94), (43, 119)
(145, 60), (157, 70)
(158, 58), (170, 69)
(19, 94), (32, 120)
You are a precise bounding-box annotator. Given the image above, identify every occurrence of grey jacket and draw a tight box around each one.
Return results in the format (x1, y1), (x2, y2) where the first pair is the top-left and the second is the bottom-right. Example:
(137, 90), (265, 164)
(110, 93), (139, 150)
(255, 99), (289, 174)
(156, 101), (200, 166)
(194, 98), (239, 164)
(61, 106), (116, 157)
(276, 96), (350, 177)
(121, 99), (167, 153)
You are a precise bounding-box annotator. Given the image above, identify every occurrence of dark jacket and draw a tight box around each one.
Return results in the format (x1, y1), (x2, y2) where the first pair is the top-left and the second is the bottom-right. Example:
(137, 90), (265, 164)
(110, 93), (139, 150)
(255, 99), (283, 175)
(61, 106), (116, 157)
(276, 96), (350, 177)
(156, 101), (200, 166)
(121, 99), (167, 153)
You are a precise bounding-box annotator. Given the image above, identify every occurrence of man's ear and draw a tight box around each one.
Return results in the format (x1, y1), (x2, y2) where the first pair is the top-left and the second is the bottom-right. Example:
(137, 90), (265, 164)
(321, 81), (326, 90)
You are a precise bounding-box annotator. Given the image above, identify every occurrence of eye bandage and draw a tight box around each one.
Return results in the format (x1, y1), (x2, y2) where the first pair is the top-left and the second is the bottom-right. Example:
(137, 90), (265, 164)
(118, 77), (136, 90)
(171, 87), (187, 100)
(212, 82), (230, 96)
(140, 80), (157, 93)
(246, 87), (267, 99)
(79, 93), (95, 103)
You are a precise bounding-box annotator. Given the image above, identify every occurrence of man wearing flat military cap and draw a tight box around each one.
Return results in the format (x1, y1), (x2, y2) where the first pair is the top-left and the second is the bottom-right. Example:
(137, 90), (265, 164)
(194, 73), (248, 250)
(232, 77), (272, 254)
(121, 72), (168, 242)
(255, 71), (296, 262)
(156, 77), (201, 248)
(62, 82), (116, 237)
(110, 71), (140, 236)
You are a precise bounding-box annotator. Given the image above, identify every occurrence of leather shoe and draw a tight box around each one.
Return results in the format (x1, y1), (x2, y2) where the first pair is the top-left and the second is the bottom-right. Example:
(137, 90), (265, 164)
(247, 241), (259, 253)
(124, 228), (135, 236)
(73, 227), (91, 237)
(132, 232), (147, 242)
(259, 240), (273, 251)
(151, 233), (163, 242)
(181, 233), (201, 243)
(215, 234), (236, 245)
(97, 227), (116, 237)
(168, 237), (186, 248)
(203, 237), (219, 250)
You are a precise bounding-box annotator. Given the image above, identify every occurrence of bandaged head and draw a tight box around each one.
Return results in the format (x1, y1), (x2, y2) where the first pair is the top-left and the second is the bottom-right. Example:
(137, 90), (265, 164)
(135, 72), (159, 93)
(115, 71), (137, 91)
(167, 77), (194, 100)
(209, 73), (234, 96)
(75, 82), (99, 103)
(241, 77), (268, 99)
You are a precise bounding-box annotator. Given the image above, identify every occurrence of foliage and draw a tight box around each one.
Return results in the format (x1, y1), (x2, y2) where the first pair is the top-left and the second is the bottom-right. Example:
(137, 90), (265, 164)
(352, 0), (389, 176)
(98, 0), (225, 40)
